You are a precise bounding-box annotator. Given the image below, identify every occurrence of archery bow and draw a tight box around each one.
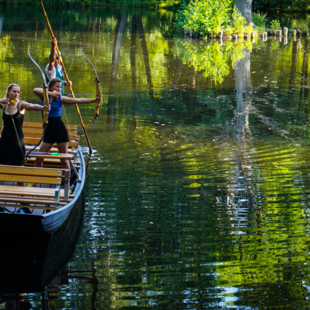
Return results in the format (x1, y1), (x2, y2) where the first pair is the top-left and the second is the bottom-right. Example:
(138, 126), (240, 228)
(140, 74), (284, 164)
(26, 47), (49, 159)
(79, 45), (101, 120)
(39, 0), (93, 155)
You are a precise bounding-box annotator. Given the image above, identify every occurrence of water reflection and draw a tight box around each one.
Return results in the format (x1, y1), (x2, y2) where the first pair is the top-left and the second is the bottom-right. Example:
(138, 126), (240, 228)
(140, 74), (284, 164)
(3, 4), (310, 309)
(175, 39), (254, 85)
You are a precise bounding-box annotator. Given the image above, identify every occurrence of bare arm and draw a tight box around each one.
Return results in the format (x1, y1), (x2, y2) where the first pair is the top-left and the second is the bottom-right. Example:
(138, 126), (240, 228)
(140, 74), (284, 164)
(61, 96), (102, 105)
(48, 38), (57, 71)
(0, 98), (9, 109)
(33, 88), (61, 100)
(19, 101), (50, 112)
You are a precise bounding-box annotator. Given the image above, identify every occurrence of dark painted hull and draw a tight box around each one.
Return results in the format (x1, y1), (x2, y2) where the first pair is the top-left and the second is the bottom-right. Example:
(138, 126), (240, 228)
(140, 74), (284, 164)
(0, 192), (85, 294)
(0, 147), (86, 234)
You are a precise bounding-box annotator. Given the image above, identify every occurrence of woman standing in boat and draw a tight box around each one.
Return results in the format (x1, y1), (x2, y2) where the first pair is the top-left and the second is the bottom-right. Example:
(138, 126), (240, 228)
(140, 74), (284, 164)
(33, 78), (101, 170)
(45, 38), (72, 95)
(0, 83), (49, 167)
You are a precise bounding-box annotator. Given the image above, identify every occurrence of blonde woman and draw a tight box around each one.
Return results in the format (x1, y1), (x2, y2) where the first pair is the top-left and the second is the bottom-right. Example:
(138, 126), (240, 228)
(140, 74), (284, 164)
(0, 83), (49, 166)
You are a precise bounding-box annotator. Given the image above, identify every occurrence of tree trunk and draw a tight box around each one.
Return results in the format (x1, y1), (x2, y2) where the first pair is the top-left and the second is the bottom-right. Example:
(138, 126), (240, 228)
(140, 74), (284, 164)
(0, 16), (3, 37)
(235, 0), (256, 26)
(108, 14), (127, 128)
(233, 48), (252, 142)
(130, 16), (138, 90)
(136, 16), (154, 99)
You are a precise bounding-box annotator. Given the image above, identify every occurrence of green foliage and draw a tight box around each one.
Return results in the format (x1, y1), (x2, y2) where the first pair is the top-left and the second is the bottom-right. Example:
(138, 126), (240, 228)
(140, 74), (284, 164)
(175, 0), (233, 35)
(270, 19), (281, 34)
(80, 0), (92, 5)
(252, 12), (267, 29)
(159, 0), (184, 8)
(2, 0), (165, 6)
(3, 0), (310, 9)
(176, 2), (254, 36)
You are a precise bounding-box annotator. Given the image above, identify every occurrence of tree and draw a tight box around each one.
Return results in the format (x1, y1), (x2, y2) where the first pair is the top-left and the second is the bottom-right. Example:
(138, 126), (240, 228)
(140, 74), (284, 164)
(235, 0), (256, 26)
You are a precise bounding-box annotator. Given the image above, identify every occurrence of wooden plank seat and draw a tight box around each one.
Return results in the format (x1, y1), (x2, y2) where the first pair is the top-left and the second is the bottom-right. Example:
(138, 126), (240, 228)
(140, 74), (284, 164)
(24, 151), (80, 170)
(0, 165), (72, 209)
(0, 203), (59, 211)
(2, 121), (80, 156)
(23, 121), (78, 131)
(23, 137), (79, 148)
(23, 127), (77, 135)
(0, 185), (74, 199)
(24, 131), (80, 141)
(0, 127), (79, 141)
(25, 160), (81, 170)
(26, 151), (74, 160)
(22, 151), (81, 183)
(0, 196), (67, 206)
(24, 160), (80, 170)
(25, 158), (80, 166)
(0, 136), (79, 148)
(25, 145), (75, 154)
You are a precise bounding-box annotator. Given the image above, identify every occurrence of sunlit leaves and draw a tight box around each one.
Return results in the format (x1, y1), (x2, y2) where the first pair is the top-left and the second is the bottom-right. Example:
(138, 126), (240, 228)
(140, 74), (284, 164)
(175, 0), (233, 35)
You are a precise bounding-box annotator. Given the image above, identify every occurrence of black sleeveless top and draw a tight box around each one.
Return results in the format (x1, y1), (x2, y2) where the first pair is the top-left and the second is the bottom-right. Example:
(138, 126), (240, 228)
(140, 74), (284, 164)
(0, 104), (25, 166)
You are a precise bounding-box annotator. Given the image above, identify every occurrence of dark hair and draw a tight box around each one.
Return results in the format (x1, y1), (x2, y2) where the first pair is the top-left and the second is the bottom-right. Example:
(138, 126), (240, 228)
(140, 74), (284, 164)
(48, 78), (62, 90)
(6, 83), (20, 98)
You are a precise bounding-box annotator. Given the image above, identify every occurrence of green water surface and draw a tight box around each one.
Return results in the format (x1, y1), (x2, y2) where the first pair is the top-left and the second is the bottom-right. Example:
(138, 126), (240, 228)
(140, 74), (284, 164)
(1, 4), (310, 309)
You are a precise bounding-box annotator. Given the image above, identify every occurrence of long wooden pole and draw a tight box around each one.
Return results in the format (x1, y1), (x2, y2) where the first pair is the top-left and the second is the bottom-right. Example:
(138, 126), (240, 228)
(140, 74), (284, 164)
(39, 0), (93, 155)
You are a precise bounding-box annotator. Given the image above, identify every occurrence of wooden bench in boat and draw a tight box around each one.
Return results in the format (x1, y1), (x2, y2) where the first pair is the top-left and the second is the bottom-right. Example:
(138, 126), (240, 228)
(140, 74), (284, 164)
(22, 122), (80, 160)
(23, 121), (78, 131)
(25, 145), (75, 154)
(0, 128), (80, 142)
(1, 120), (81, 168)
(25, 151), (81, 181)
(0, 165), (72, 211)
(21, 137), (79, 148)
(0, 121), (81, 171)
(2, 121), (80, 145)
(24, 151), (81, 177)
(25, 151), (74, 160)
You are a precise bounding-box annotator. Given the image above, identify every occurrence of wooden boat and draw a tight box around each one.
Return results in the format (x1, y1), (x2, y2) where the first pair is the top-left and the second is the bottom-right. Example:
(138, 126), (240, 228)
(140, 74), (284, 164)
(0, 121), (86, 234)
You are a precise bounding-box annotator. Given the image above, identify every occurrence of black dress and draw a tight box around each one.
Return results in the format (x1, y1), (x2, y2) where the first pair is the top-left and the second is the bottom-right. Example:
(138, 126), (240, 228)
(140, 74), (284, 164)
(0, 105), (25, 166)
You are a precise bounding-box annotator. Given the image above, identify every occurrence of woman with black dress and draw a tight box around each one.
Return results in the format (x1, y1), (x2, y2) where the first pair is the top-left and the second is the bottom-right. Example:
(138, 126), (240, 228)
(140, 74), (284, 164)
(0, 83), (49, 169)
(0, 84), (50, 213)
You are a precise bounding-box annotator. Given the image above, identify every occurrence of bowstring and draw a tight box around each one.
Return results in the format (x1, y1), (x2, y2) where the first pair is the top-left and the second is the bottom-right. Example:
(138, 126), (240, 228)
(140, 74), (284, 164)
(62, 102), (72, 140)
(62, 51), (76, 141)
(8, 103), (24, 156)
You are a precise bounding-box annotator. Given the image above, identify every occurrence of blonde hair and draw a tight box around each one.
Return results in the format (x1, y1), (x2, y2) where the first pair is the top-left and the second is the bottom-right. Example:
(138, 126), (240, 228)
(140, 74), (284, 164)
(5, 83), (20, 102)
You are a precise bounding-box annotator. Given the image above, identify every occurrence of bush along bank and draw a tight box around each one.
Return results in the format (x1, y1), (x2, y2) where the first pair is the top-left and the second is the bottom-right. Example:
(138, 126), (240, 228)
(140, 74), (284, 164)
(176, 0), (304, 41)
(0, 0), (161, 7)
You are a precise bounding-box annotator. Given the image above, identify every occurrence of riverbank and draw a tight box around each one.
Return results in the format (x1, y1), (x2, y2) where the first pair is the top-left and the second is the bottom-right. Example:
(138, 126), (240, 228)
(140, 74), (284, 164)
(0, 0), (161, 7)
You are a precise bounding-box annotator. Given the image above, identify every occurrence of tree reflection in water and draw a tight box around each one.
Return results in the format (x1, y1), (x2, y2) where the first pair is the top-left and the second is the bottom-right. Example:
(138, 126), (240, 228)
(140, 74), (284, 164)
(2, 5), (310, 309)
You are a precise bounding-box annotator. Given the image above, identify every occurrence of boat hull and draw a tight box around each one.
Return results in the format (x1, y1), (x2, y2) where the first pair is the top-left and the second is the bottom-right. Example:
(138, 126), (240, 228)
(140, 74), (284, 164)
(0, 194), (85, 294)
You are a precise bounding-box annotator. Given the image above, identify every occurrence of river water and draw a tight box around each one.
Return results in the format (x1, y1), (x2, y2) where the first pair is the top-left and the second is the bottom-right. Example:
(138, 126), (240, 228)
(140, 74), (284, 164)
(1, 4), (310, 309)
